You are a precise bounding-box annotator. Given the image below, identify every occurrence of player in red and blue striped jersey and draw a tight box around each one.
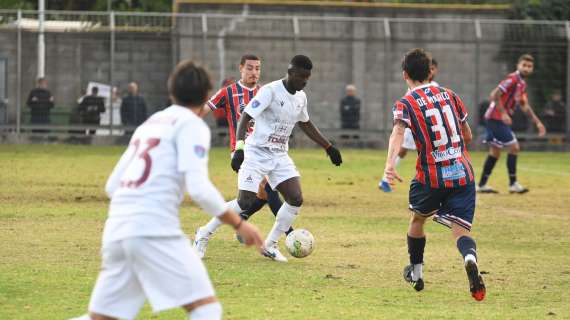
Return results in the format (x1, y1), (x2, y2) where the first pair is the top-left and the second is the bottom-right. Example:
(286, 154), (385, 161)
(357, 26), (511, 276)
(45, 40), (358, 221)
(478, 54), (546, 194)
(383, 48), (485, 301)
(195, 54), (290, 258)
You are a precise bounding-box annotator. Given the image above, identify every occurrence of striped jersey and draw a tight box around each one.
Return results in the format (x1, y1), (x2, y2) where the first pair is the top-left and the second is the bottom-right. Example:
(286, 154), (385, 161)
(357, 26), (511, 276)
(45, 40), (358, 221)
(207, 80), (259, 151)
(393, 83), (474, 189)
(484, 71), (527, 121)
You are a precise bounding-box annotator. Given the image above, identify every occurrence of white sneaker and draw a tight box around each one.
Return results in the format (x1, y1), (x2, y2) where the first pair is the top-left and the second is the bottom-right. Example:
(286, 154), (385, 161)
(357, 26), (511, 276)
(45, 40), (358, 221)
(262, 243), (288, 262)
(477, 184), (498, 193)
(193, 228), (211, 259)
(509, 182), (529, 194)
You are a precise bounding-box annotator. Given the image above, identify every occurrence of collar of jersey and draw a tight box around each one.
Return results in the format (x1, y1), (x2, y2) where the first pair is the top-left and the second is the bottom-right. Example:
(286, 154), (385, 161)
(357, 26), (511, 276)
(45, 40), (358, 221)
(410, 82), (434, 92)
(237, 80), (257, 91)
(515, 71), (523, 81)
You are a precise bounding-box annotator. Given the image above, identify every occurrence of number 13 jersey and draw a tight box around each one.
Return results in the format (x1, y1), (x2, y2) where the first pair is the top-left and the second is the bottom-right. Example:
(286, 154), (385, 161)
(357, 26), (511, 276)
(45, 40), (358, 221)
(393, 83), (475, 189)
(102, 105), (222, 244)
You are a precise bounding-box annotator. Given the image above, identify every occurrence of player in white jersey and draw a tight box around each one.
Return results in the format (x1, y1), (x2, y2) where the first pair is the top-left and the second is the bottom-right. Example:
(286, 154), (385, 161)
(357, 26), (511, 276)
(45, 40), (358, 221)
(227, 55), (343, 262)
(380, 58), (439, 192)
(70, 60), (263, 320)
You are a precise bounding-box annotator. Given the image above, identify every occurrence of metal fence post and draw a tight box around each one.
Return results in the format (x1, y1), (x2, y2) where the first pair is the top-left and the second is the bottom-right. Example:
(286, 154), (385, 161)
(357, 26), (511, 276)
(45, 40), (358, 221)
(109, 11), (115, 136)
(201, 14), (208, 64)
(383, 18), (391, 139)
(292, 16), (300, 53)
(16, 10), (22, 135)
(563, 22), (570, 141)
(474, 19), (482, 132)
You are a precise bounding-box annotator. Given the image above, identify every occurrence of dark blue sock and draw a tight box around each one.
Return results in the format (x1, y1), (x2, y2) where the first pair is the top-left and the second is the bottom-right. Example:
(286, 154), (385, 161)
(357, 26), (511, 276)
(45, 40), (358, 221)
(457, 236), (477, 260)
(507, 154), (517, 186)
(479, 155), (498, 187)
(239, 197), (266, 220)
(407, 235), (426, 265)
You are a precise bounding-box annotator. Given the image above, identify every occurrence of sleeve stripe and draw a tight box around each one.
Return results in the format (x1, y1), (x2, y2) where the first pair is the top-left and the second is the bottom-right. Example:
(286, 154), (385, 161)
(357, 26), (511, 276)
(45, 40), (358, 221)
(498, 85), (507, 93)
(207, 100), (217, 110)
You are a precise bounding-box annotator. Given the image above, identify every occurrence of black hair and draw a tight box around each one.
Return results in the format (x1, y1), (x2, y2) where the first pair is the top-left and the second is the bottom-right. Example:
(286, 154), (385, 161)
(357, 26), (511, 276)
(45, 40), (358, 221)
(401, 48), (431, 82)
(168, 59), (212, 107)
(91, 86), (99, 94)
(240, 54), (260, 65)
(289, 55), (313, 71)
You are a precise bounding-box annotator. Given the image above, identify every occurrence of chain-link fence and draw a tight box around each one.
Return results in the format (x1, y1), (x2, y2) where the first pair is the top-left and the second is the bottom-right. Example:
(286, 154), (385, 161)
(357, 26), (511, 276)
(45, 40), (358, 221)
(0, 10), (567, 147)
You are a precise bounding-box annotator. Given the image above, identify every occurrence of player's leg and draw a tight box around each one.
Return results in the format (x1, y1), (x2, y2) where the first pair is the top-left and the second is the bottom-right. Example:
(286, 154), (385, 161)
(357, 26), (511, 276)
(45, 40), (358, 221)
(76, 241), (146, 320)
(263, 179), (293, 235)
(478, 145), (500, 193)
(441, 183), (486, 301)
(127, 236), (222, 319)
(507, 141), (528, 193)
(404, 179), (441, 291)
(239, 178), (271, 221)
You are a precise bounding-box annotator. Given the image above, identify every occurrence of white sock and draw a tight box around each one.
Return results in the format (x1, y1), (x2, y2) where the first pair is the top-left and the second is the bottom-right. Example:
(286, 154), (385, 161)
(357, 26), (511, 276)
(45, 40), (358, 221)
(202, 199), (243, 235)
(68, 315), (91, 320)
(465, 254), (477, 264)
(412, 263), (423, 281)
(265, 202), (300, 246)
(394, 155), (402, 168)
(188, 302), (222, 320)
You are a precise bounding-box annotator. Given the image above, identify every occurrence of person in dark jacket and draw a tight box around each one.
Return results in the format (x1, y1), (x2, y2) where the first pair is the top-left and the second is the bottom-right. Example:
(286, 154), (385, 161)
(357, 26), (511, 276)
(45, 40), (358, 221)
(120, 82), (148, 134)
(78, 86), (105, 135)
(27, 77), (54, 132)
(340, 84), (361, 129)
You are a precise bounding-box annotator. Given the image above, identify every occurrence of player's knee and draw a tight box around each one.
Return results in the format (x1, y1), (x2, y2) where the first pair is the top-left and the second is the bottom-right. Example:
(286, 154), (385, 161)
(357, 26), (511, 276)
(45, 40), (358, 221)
(509, 143), (520, 154)
(285, 193), (303, 207)
(489, 147), (501, 158)
(237, 196), (257, 211)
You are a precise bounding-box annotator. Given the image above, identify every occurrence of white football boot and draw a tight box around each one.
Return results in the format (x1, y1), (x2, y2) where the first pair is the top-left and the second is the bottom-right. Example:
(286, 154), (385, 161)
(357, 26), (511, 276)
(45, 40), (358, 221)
(262, 242), (288, 262)
(509, 182), (529, 194)
(193, 227), (211, 259)
(476, 184), (498, 194)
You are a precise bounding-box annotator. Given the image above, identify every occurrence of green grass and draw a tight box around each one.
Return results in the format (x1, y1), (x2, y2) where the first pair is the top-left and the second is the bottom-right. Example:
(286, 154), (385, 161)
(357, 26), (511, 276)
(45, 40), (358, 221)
(0, 145), (569, 319)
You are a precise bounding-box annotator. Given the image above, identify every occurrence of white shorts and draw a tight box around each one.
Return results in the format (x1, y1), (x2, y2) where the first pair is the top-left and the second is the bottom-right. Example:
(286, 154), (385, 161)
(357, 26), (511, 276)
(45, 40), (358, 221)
(402, 128), (416, 150)
(238, 146), (300, 193)
(89, 236), (215, 319)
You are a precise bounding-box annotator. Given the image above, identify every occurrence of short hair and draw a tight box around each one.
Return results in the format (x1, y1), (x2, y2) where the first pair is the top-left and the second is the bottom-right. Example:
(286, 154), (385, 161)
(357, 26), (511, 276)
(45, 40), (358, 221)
(240, 54), (260, 65)
(289, 55), (313, 71)
(518, 54), (534, 64)
(431, 58), (438, 67)
(168, 59), (212, 107)
(401, 48), (431, 82)
(91, 86), (99, 94)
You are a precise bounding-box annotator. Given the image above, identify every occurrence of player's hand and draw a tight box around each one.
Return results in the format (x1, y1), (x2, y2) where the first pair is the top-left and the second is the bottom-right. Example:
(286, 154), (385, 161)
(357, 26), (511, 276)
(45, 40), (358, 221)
(231, 150), (244, 172)
(501, 113), (512, 126)
(326, 145), (343, 166)
(235, 221), (264, 252)
(383, 165), (403, 187)
(536, 122), (546, 137)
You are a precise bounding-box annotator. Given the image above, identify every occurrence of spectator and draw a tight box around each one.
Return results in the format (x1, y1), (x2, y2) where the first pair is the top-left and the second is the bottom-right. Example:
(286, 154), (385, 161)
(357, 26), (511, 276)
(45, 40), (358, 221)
(26, 77), (54, 133)
(97, 86), (123, 136)
(543, 90), (566, 133)
(340, 84), (361, 129)
(78, 86), (105, 135)
(120, 81), (148, 133)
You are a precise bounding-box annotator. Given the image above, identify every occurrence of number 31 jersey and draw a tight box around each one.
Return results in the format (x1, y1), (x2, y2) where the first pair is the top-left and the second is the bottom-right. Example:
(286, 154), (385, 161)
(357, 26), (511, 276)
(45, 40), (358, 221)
(102, 105), (216, 244)
(393, 83), (475, 189)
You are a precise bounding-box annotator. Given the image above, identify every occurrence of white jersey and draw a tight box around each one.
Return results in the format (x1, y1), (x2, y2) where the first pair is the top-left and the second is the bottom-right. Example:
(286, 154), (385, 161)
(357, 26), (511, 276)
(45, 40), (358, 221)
(102, 105), (226, 244)
(243, 79), (309, 153)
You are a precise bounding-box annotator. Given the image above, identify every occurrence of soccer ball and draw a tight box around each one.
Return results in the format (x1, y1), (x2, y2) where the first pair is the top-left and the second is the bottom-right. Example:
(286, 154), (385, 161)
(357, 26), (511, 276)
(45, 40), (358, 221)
(285, 229), (315, 258)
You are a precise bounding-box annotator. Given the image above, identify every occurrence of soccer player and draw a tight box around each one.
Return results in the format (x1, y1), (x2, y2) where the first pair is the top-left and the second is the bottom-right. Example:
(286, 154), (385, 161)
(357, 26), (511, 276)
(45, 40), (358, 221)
(231, 54), (342, 262)
(478, 54), (546, 194)
(383, 48), (485, 301)
(194, 54), (291, 258)
(70, 60), (263, 320)
(380, 59), (439, 192)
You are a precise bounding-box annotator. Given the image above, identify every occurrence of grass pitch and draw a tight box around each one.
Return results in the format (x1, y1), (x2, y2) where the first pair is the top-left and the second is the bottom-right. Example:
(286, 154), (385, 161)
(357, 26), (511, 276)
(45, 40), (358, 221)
(0, 144), (569, 319)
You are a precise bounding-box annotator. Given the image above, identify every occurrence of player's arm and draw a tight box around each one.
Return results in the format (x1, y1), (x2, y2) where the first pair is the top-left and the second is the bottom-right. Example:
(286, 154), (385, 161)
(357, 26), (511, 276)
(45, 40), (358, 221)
(384, 120), (406, 186)
(519, 98), (546, 136)
(199, 88), (226, 118)
(462, 122), (473, 145)
(490, 79), (513, 125)
(298, 120), (342, 166)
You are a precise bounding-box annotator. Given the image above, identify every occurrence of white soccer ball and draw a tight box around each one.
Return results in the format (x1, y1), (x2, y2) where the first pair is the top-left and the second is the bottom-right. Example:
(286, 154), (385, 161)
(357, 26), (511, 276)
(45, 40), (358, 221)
(285, 229), (315, 258)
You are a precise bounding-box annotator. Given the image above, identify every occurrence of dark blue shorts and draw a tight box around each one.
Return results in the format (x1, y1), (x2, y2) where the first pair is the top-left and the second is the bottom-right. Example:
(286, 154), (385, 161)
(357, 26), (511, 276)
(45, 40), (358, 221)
(408, 179), (476, 231)
(484, 119), (517, 148)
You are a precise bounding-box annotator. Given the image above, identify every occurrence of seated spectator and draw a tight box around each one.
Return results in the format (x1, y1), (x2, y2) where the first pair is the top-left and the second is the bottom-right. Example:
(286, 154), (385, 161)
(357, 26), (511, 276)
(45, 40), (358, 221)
(340, 84), (361, 129)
